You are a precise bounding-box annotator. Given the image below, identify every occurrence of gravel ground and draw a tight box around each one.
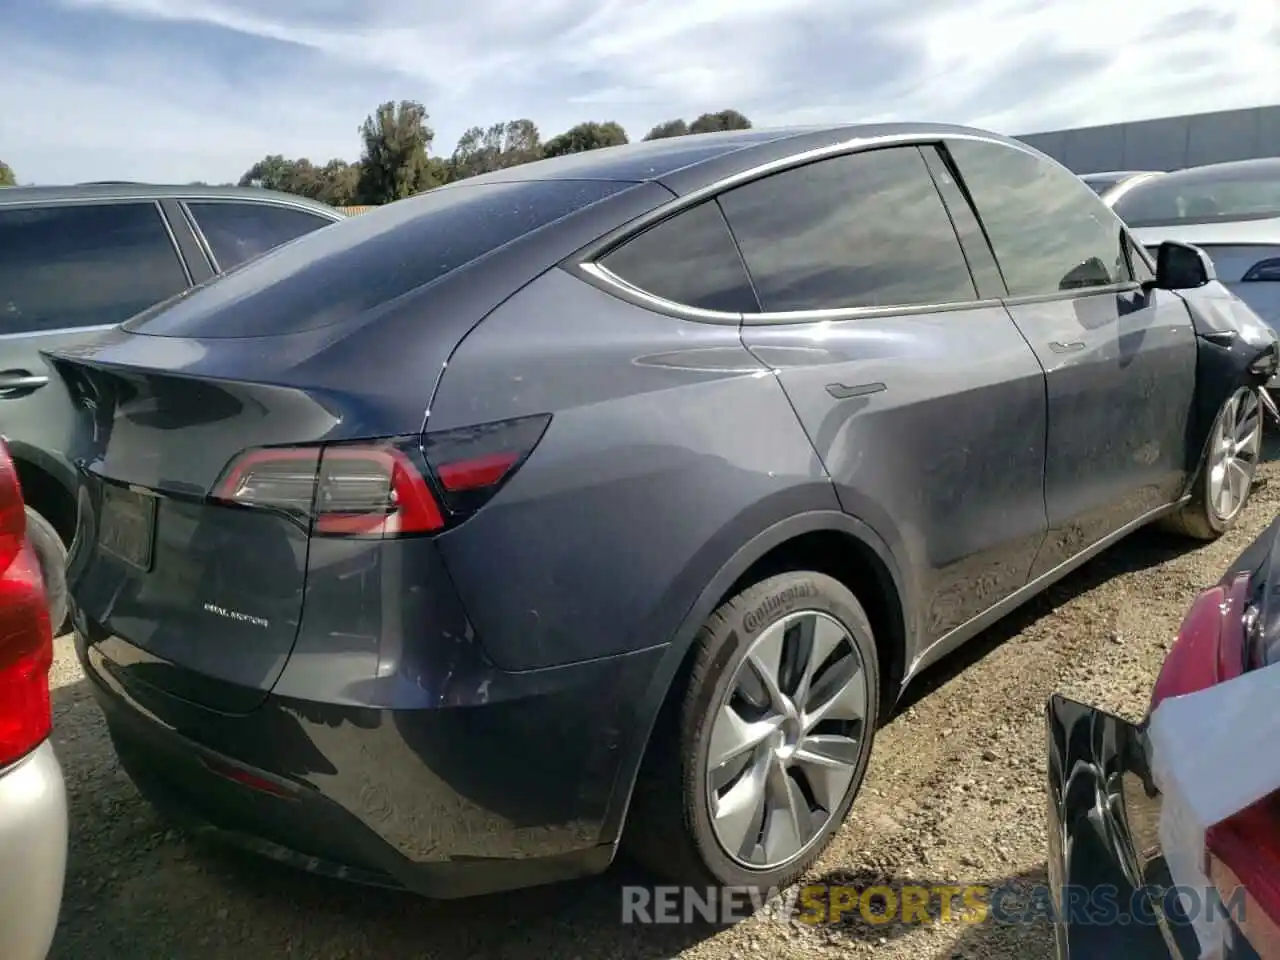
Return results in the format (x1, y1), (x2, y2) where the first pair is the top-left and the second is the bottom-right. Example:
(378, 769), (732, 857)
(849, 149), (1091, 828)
(48, 454), (1280, 960)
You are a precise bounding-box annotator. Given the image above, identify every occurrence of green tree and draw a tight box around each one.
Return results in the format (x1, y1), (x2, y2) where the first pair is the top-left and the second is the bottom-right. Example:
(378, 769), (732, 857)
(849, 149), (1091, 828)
(688, 110), (752, 134)
(356, 100), (439, 205)
(449, 119), (543, 180)
(643, 119), (689, 141)
(238, 154), (296, 192)
(0, 161), (18, 187)
(313, 159), (361, 206)
(542, 121), (629, 158)
(237, 155), (360, 206)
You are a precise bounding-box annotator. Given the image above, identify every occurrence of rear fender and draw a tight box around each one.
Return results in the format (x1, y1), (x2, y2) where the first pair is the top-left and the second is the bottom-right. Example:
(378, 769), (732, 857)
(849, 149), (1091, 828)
(598, 508), (909, 846)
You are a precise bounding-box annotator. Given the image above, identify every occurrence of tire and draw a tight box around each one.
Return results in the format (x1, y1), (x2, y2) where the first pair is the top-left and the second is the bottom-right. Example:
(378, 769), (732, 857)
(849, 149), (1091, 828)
(625, 571), (880, 891)
(25, 506), (69, 634)
(1163, 385), (1263, 541)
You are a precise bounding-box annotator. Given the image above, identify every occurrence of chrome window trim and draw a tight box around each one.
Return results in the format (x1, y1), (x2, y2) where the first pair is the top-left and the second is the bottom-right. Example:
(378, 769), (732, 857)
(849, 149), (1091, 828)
(578, 261), (746, 324)
(152, 200), (194, 286)
(0, 192), (342, 219)
(572, 129), (1138, 325)
(176, 201), (218, 273)
(1001, 280), (1144, 308)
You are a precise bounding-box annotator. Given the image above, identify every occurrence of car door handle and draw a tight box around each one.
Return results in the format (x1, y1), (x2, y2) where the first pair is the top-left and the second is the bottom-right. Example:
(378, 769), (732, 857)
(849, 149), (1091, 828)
(1048, 341), (1086, 354)
(0, 371), (49, 395)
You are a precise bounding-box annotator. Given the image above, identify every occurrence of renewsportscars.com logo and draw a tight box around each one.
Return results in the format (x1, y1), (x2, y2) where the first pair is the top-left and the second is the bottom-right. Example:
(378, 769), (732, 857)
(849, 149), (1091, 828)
(621, 882), (1249, 927)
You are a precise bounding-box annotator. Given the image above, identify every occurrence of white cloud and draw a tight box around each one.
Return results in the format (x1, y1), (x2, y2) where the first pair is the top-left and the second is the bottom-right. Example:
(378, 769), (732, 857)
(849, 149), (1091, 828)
(3, 0), (1278, 183)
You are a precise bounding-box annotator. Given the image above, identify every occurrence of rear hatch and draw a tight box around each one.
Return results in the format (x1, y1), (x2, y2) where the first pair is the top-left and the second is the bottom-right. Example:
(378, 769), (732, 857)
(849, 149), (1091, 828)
(48, 337), (431, 714)
(47, 177), (642, 713)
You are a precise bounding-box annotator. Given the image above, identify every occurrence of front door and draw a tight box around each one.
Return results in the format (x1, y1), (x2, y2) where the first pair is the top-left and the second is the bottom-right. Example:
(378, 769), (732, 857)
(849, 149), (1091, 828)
(946, 138), (1198, 577)
(721, 144), (1050, 645)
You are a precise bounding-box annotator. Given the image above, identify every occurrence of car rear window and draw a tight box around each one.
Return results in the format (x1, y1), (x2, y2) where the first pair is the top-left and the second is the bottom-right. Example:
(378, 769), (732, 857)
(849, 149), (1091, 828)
(1113, 163), (1280, 227)
(124, 179), (628, 338)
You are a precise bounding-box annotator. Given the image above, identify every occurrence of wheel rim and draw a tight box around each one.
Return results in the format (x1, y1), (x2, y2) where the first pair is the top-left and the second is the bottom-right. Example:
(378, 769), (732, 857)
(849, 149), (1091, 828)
(704, 609), (868, 870)
(1208, 386), (1262, 523)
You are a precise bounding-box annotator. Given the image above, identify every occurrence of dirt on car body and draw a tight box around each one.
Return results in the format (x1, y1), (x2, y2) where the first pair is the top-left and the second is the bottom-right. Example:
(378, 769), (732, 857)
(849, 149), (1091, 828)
(49, 457), (1280, 960)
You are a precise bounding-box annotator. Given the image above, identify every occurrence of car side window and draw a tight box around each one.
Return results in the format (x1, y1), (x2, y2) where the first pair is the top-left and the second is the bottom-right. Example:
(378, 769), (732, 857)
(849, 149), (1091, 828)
(0, 202), (189, 334)
(597, 200), (760, 313)
(187, 201), (334, 271)
(716, 145), (977, 312)
(946, 139), (1132, 297)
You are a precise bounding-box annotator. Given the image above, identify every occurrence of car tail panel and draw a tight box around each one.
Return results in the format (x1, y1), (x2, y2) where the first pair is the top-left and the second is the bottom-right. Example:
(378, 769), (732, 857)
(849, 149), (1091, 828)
(72, 474), (310, 712)
(49, 352), (418, 713)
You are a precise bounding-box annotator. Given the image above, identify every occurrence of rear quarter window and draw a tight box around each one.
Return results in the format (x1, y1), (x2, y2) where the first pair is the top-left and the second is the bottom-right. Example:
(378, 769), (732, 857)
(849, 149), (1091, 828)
(597, 200), (760, 312)
(125, 179), (628, 338)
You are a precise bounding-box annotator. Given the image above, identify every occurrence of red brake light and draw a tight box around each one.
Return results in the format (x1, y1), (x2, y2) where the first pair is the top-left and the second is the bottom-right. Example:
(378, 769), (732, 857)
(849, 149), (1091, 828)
(1149, 573), (1249, 711)
(313, 444), (443, 536)
(436, 452), (520, 493)
(210, 414), (550, 537)
(0, 439), (54, 768)
(423, 414), (550, 514)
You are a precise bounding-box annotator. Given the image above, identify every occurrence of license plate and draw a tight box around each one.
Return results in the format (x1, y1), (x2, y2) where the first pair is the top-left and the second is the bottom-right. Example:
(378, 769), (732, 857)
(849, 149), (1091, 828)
(99, 485), (156, 571)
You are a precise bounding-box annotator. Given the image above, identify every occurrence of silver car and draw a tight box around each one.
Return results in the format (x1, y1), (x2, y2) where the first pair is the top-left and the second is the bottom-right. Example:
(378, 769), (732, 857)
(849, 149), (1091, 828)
(0, 436), (66, 960)
(1108, 158), (1280, 333)
(0, 185), (344, 635)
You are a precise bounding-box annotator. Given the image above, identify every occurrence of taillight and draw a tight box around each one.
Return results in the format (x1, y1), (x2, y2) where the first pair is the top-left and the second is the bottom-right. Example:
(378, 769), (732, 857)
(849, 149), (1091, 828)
(422, 414), (550, 514)
(1149, 573), (1250, 711)
(0, 439), (54, 768)
(211, 414), (550, 537)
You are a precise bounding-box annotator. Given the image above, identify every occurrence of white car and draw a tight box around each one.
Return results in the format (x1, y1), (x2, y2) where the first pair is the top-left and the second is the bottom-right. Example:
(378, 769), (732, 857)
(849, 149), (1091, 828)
(1079, 169), (1164, 204)
(1108, 158), (1280, 333)
(0, 437), (66, 960)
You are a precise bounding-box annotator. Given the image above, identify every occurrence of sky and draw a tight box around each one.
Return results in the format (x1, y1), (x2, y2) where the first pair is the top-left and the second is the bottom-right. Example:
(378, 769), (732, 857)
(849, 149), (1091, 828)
(2, 0), (1278, 185)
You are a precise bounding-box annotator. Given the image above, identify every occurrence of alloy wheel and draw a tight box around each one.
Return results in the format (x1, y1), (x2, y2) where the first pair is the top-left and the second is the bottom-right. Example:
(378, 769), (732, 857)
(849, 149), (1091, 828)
(704, 610), (869, 870)
(1208, 386), (1262, 523)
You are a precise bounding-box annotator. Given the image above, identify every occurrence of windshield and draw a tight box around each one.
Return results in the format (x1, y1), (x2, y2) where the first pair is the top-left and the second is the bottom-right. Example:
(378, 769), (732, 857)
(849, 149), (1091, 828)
(1113, 162), (1280, 228)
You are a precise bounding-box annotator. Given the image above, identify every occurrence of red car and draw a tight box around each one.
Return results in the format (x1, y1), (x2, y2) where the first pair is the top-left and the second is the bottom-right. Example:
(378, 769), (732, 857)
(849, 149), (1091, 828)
(1047, 514), (1280, 959)
(0, 437), (65, 960)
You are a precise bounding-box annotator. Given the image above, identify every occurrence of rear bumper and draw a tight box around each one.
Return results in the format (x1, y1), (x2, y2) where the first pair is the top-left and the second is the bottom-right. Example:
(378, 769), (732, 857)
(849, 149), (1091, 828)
(77, 628), (666, 898)
(0, 741), (68, 960)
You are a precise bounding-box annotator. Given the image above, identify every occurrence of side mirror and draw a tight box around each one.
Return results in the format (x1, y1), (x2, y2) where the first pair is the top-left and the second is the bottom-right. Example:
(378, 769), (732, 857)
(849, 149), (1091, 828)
(1152, 240), (1217, 290)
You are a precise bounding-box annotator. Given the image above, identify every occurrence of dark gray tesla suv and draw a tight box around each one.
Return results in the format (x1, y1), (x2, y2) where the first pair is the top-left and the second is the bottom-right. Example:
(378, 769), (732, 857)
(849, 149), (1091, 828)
(47, 123), (1279, 899)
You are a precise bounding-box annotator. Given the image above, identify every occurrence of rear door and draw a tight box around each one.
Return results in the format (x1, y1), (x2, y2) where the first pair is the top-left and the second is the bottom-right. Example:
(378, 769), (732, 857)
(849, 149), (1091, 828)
(721, 144), (1049, 647)
(0, 200), (192, 483)
(182, 199), (339, 272)
(946, 138), (1198, 578)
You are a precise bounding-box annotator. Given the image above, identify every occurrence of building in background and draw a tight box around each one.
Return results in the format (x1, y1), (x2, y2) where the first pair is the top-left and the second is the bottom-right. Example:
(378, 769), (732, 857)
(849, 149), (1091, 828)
(1015, 104), (1280, 174)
